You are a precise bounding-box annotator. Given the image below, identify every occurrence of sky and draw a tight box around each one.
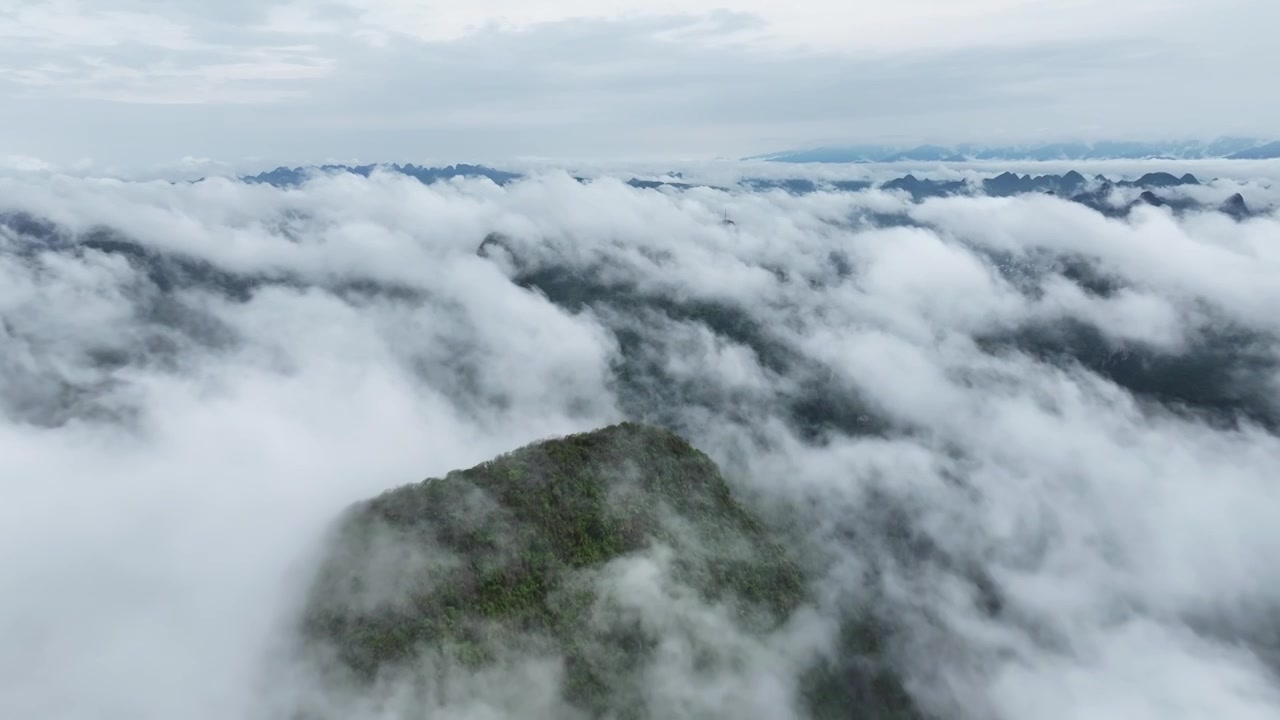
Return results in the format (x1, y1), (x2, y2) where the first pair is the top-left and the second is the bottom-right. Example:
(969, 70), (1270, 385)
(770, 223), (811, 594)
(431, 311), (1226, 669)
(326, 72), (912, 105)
(2, 0), (1279, 172)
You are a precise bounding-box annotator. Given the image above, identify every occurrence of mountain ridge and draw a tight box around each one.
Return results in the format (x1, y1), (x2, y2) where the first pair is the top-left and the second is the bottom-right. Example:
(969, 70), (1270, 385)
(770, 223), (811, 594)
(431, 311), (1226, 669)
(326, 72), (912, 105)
(748, 138), (1280, 163)
(213, 163), (1265, 220)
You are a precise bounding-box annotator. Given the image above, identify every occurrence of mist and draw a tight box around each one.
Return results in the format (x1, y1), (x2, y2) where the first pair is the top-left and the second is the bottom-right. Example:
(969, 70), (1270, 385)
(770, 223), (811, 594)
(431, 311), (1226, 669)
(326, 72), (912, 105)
(1, 166), (1278, 719)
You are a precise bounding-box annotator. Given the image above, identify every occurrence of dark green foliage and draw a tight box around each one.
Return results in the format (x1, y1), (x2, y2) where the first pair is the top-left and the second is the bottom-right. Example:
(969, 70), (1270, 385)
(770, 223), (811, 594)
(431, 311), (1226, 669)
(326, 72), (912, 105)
(800, 618), (918, 720)
(484, 256), (887, 441)
(977, 319), (1280, 432)
(300, 423), (814, 716)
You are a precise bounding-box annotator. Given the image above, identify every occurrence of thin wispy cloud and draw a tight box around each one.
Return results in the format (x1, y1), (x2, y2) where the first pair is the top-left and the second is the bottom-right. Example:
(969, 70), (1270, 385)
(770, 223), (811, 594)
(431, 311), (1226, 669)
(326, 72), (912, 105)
(1, 1), (1278, 168)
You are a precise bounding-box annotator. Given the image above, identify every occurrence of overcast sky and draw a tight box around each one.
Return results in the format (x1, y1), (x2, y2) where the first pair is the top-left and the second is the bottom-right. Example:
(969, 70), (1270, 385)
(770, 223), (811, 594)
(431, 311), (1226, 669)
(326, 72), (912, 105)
(2, 0), (1278, 171)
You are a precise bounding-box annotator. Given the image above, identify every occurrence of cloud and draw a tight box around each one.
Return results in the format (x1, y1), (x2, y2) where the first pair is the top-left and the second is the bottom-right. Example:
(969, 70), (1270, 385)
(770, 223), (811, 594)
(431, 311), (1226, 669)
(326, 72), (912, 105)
(0, 154), (54, 172)
(3, 1), (1280, 166)
(0, 3), (204, 50)
(1, 165), (1280, 718)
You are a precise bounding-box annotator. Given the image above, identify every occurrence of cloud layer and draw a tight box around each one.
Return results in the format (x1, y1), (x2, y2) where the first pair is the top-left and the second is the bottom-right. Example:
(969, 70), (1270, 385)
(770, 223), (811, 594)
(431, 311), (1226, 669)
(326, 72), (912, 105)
(1, 166), (1279, 718)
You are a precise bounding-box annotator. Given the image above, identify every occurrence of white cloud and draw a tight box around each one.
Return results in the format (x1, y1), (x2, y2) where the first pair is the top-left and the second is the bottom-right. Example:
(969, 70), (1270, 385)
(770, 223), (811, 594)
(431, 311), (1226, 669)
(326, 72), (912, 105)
(0, 153), (54, 171)
(297, 0), (1229, 52)
(1, 166), (1280, 718)
(0, 2), (204, 50)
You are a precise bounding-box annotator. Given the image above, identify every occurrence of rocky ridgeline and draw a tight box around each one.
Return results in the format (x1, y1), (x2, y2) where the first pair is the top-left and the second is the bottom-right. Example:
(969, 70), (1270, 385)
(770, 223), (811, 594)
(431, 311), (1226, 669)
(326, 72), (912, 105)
(226, 164), (1262, 219)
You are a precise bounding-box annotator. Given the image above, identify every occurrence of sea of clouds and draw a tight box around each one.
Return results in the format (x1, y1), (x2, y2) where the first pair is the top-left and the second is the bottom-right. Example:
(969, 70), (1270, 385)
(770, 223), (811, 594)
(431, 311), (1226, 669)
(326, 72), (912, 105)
(1, 165), (1278, 719)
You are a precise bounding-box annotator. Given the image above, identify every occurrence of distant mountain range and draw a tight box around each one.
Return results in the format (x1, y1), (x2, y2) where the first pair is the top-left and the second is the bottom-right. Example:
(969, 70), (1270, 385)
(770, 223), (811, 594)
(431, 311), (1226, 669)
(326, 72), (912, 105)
(221, 164), (1264, 221)
(239, 163), (521, 187)
(748, 139), (1280, 163)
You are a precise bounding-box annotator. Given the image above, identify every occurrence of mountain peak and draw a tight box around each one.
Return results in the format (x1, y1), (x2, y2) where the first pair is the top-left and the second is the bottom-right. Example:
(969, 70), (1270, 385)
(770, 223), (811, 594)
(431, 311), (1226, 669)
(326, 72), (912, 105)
(296, 422), (916, 718)
(751, 139), (1277, 164)
(1137, 190), (1168, 207)
(1219, 193), (1250, 220)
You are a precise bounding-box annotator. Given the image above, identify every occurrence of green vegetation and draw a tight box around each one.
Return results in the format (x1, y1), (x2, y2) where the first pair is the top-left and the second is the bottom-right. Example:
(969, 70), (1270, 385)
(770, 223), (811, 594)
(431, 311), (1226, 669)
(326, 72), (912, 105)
(300, 422), (916, 718)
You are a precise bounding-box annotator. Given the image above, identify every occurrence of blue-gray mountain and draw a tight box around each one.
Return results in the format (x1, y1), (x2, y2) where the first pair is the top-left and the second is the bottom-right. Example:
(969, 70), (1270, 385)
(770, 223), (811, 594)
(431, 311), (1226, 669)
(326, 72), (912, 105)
(748, 139), (1280, 163)
(237, 163), (521, 188)
(228, 164), (1264, 220)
